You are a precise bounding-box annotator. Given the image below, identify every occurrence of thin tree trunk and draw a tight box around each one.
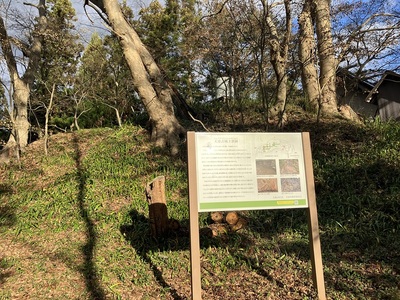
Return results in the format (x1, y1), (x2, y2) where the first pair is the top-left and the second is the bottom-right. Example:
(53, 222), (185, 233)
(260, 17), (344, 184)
(44, 84), (55, 156)
(102, 102), (122, 127)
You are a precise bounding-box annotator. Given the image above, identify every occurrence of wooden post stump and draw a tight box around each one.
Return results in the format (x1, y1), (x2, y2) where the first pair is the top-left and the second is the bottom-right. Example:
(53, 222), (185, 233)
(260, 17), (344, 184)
(145, 176), (168, 237)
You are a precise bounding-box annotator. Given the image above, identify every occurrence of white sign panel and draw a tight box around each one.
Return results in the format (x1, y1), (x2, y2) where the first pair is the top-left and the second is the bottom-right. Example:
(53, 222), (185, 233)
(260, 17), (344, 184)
(194, 132), (308, 212)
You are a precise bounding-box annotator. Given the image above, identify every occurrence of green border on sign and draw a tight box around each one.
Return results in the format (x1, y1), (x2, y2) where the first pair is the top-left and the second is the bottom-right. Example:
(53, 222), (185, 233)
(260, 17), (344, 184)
(199, 199), (307, 211)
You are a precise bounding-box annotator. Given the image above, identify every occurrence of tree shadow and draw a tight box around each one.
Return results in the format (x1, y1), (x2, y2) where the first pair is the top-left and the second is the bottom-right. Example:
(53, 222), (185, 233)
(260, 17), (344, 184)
(0, 183), (16, 294)
(120, 209), (303, 298)
(0, 261), (12, 286)
(0, 186), (16, 287)
(120, 210), (189, 300)
(73, 134), (106, 300)
(0, 184), (13, 194)
(0, 204), (16, 228)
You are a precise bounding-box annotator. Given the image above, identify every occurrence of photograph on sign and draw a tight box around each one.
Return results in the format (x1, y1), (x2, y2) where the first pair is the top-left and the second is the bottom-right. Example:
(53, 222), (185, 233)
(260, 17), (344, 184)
(194, 132), (309, 211)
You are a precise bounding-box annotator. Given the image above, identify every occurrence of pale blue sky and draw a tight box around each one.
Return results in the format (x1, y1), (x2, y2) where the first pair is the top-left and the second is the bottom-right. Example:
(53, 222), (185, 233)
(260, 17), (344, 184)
(70, 0), (150, 43)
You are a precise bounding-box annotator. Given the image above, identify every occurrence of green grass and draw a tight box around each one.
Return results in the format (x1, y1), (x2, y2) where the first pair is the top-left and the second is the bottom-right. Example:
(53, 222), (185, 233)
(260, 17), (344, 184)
(0, 114), (399, 299)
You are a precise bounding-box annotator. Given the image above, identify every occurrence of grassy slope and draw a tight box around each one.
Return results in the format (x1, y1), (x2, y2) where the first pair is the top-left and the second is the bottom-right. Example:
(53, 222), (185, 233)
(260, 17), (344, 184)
(0, 112), (399, 300)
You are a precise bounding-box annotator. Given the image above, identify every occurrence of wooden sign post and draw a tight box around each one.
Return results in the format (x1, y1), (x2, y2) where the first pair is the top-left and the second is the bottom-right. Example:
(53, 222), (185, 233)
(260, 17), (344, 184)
(187, 131), (326, 300)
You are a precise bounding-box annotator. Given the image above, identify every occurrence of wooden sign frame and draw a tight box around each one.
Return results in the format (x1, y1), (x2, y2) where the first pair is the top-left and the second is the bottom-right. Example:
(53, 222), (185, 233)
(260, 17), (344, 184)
(187, 131), (326, 300)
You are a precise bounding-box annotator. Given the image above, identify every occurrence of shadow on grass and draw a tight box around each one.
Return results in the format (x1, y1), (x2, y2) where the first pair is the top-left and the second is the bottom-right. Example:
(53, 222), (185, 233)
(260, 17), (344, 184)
(0, 269), (12, 286)
(0, 183), (13, 194)
(0, 186), (16, 287)
(0, 254), (13, 287)
(120, 210), (188, 300)
(0, 204), (16, 228)
(73, 134), (106, 300)
(120, 209), (302, 299)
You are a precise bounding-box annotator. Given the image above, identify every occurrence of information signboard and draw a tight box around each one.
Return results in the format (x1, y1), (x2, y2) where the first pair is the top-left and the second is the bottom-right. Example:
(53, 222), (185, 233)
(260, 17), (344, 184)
(194, 132), (308, 211)
(187, 131), (326, 300)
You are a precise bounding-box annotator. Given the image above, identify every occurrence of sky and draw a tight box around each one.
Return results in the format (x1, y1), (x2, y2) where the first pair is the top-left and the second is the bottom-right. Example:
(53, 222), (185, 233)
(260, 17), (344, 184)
(1, 0), (399, 83)
(0, 1), (151, 45)
(70, 0), (149, 43)
(0, 0), (152, 85)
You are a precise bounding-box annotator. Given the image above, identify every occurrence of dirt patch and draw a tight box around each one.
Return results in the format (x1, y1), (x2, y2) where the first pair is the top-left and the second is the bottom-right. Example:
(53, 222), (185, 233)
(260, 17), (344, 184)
(0, 236), (89, 299)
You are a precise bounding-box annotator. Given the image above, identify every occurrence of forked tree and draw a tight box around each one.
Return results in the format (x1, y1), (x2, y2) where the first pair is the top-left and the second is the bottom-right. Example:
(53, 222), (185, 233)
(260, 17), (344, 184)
(298, 0), (341, 117)
(0, 0), (47, 163)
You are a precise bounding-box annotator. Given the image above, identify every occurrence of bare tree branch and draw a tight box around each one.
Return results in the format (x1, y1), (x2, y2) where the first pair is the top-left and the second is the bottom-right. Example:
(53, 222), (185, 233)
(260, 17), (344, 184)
(200, 0), (231, 21)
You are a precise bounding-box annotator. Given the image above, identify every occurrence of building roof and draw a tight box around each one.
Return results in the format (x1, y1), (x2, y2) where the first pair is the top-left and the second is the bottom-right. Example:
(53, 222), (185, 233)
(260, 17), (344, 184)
(336, 68), (375, 94)
(365, 71), (400, 104)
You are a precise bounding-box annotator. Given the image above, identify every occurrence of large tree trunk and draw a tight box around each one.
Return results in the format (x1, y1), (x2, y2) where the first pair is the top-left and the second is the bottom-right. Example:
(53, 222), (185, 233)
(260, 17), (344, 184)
(91, 0), (185, 154)
(314, 0), (338, 116)
(0, 0), (46, 163)
(298, 0), (320, 113)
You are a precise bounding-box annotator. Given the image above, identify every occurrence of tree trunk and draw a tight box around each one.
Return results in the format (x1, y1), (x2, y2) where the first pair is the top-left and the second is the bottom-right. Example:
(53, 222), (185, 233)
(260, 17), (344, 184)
(44, 84), (55, 156)
(74, 110), (81, 131)
(0, 19), (29, 162)
(102, 102), (122, 127)
(314, 0), (338, 116)
(0, 0), (46, 163)
(10, 79), (31, 151)
(268, 54), (288, 126)
(145, 176), (169, 237)
(299, 0), (320, 113)
(93, 0), (185, 155)
(266, 0), (291, 126)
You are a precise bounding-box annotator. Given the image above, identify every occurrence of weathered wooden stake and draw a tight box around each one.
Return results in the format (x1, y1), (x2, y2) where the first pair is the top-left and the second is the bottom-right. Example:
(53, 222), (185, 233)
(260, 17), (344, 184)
(145, 176), (168, 237)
